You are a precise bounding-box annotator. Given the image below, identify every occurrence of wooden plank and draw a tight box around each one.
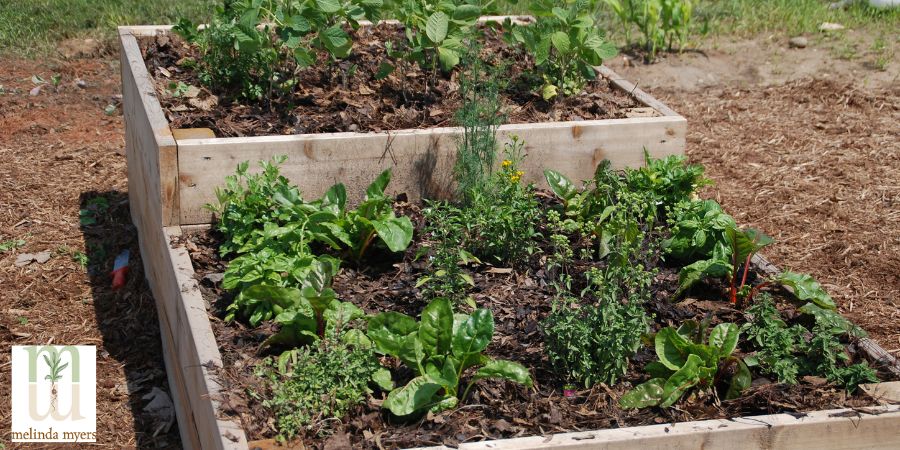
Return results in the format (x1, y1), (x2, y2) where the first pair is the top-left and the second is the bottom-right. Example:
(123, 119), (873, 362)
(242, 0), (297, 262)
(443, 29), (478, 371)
(416, 405), (900, 450)
(173, 128), (217, 140)
(598, 65), (681, 117)
(119, 28), (180, 227)
(862, 381), (900, 404)
(163, 226), (248, 449)
(176, 116), (686, 224)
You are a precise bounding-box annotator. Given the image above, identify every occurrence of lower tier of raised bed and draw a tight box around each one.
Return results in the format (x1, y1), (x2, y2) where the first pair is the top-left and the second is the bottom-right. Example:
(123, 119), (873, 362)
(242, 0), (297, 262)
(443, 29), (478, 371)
(145, 222), (900, 450)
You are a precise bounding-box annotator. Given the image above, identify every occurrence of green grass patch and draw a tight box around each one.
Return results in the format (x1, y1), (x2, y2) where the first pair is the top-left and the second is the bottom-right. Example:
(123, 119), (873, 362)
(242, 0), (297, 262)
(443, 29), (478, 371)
(0, 0), (216, 57)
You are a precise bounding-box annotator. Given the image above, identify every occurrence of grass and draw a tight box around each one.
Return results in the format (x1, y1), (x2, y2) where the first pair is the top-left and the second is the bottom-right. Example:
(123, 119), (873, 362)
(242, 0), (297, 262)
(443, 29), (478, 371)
(0, 0), (216, 56)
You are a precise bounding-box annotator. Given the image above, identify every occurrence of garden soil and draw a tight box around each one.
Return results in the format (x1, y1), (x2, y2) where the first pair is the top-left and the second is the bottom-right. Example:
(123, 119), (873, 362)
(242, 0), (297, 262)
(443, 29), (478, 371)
(0, 32), (897, 448)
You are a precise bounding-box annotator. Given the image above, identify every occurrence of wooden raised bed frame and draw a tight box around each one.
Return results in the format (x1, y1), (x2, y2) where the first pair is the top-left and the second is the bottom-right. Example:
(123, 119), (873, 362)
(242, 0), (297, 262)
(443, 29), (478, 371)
(119, 21), (900, 450)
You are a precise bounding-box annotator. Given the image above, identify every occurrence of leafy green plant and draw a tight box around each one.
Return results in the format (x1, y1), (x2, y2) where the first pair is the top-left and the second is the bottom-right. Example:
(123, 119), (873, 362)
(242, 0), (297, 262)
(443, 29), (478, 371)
(674, 226), (773, 307)
(416, 203), (479, 305)
(174, 0), (383, 100)
(0, 239), (25, 253)
(742, 295), (876, 392)
(623, 151), (709, 213)
(456, 137), (541, 265)
(620, 321), (750, 408)
(662, 199), (735, 263)
(604, 0), (693, 61)
(386, 0), (481, 82)
(542, 280), (649, 387)
(508, 0), (617, 99)
(256, 339), (386, 440)
(368, 297), (532, 417)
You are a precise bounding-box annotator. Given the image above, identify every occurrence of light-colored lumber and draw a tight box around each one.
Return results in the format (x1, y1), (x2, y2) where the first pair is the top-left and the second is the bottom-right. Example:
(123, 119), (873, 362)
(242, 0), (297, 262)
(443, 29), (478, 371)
(176, 116), (686, 224)
(120, 28), (179, 227)
(417, 405), (900, 450)
(173, 128), (217, 140)
(862, 381), (900, 404)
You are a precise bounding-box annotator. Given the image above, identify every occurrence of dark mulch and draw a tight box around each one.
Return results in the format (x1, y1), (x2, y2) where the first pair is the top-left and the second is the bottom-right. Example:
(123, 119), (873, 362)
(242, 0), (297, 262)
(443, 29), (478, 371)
(140, 24), (642, 137)
(179, 196), (889, 449)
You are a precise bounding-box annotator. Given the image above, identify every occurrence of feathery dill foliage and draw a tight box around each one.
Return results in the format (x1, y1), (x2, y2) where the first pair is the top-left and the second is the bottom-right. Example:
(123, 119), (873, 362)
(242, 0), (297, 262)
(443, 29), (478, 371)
(453, 45), (506, 203)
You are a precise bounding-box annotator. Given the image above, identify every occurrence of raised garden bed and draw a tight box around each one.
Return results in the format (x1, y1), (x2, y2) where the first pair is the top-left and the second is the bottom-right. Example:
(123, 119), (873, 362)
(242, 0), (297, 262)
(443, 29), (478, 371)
(119, 15), (900, 450)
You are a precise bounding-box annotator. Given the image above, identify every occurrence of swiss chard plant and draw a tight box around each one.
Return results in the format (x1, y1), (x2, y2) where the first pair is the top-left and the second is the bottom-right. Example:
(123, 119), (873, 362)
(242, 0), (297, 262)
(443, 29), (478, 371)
(620, 321), (751, 408)
(507, 0), (618, 100)
(367, 298), (532, 417)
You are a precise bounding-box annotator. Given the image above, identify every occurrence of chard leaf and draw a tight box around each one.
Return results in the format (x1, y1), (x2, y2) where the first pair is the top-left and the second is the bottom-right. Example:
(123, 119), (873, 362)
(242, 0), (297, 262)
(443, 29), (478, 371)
(452, 308), (493, 357)
(419, 298), (453, 356)
(383, 376), (443, 416)
(776, 271), (836, 310)
(619, 378), (665, 409)
(543, 169), (577, 202)
(727, 227), (773, 264)
(660, 353), (703, 407)
(372, 367), (394, 391)
(725, 358), (752, 400)
(472, 359), (533, 387)
(425, 12), (449, 44)
(655, 327), (691, 370)
(708, 323), (740, 358)
(368, 311), (418, 356)
(371, 215), (414, 252)
(366, 169), (392, 199)
(674, 256), (731, 298)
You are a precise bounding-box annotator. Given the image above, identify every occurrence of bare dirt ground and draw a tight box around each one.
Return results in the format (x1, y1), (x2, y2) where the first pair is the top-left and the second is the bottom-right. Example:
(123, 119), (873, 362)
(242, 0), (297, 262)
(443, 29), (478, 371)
(0, 30), (897, 447)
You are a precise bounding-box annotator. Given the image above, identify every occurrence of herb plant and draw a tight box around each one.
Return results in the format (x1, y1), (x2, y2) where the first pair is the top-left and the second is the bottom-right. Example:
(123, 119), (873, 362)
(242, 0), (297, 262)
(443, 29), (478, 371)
(257, 339), (385, 440)
(508, 0), (618, 99)
(620, 321), (751, 408)
(662, 199), (736, 263)
(542, 270), (650, 387)
(452, 45), (505, 202)
(450, 137), (541, 265)
(416, 203), (479, 306)
(368, 298), (532, 417)
(743, 295), (877, 392)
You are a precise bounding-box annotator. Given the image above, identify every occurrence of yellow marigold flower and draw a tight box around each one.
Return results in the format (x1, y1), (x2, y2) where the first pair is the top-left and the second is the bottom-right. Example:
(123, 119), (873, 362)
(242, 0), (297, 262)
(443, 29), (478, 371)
(516, 170), (524, 177)
(501, 160), (512, 167)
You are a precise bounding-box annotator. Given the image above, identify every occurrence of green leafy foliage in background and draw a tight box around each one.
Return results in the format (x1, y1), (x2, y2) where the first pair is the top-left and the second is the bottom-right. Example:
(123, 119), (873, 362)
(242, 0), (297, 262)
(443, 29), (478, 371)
(620, 321), (750, 408)
(256, 339), (385, 441)
(387, 0), (482, 81)
(743, 295), (877, 391)
(368, 297), (532, 417)
(507, 0), (618, 99)
(604, 0), (693, 61)
(174, 0), (383, 100)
